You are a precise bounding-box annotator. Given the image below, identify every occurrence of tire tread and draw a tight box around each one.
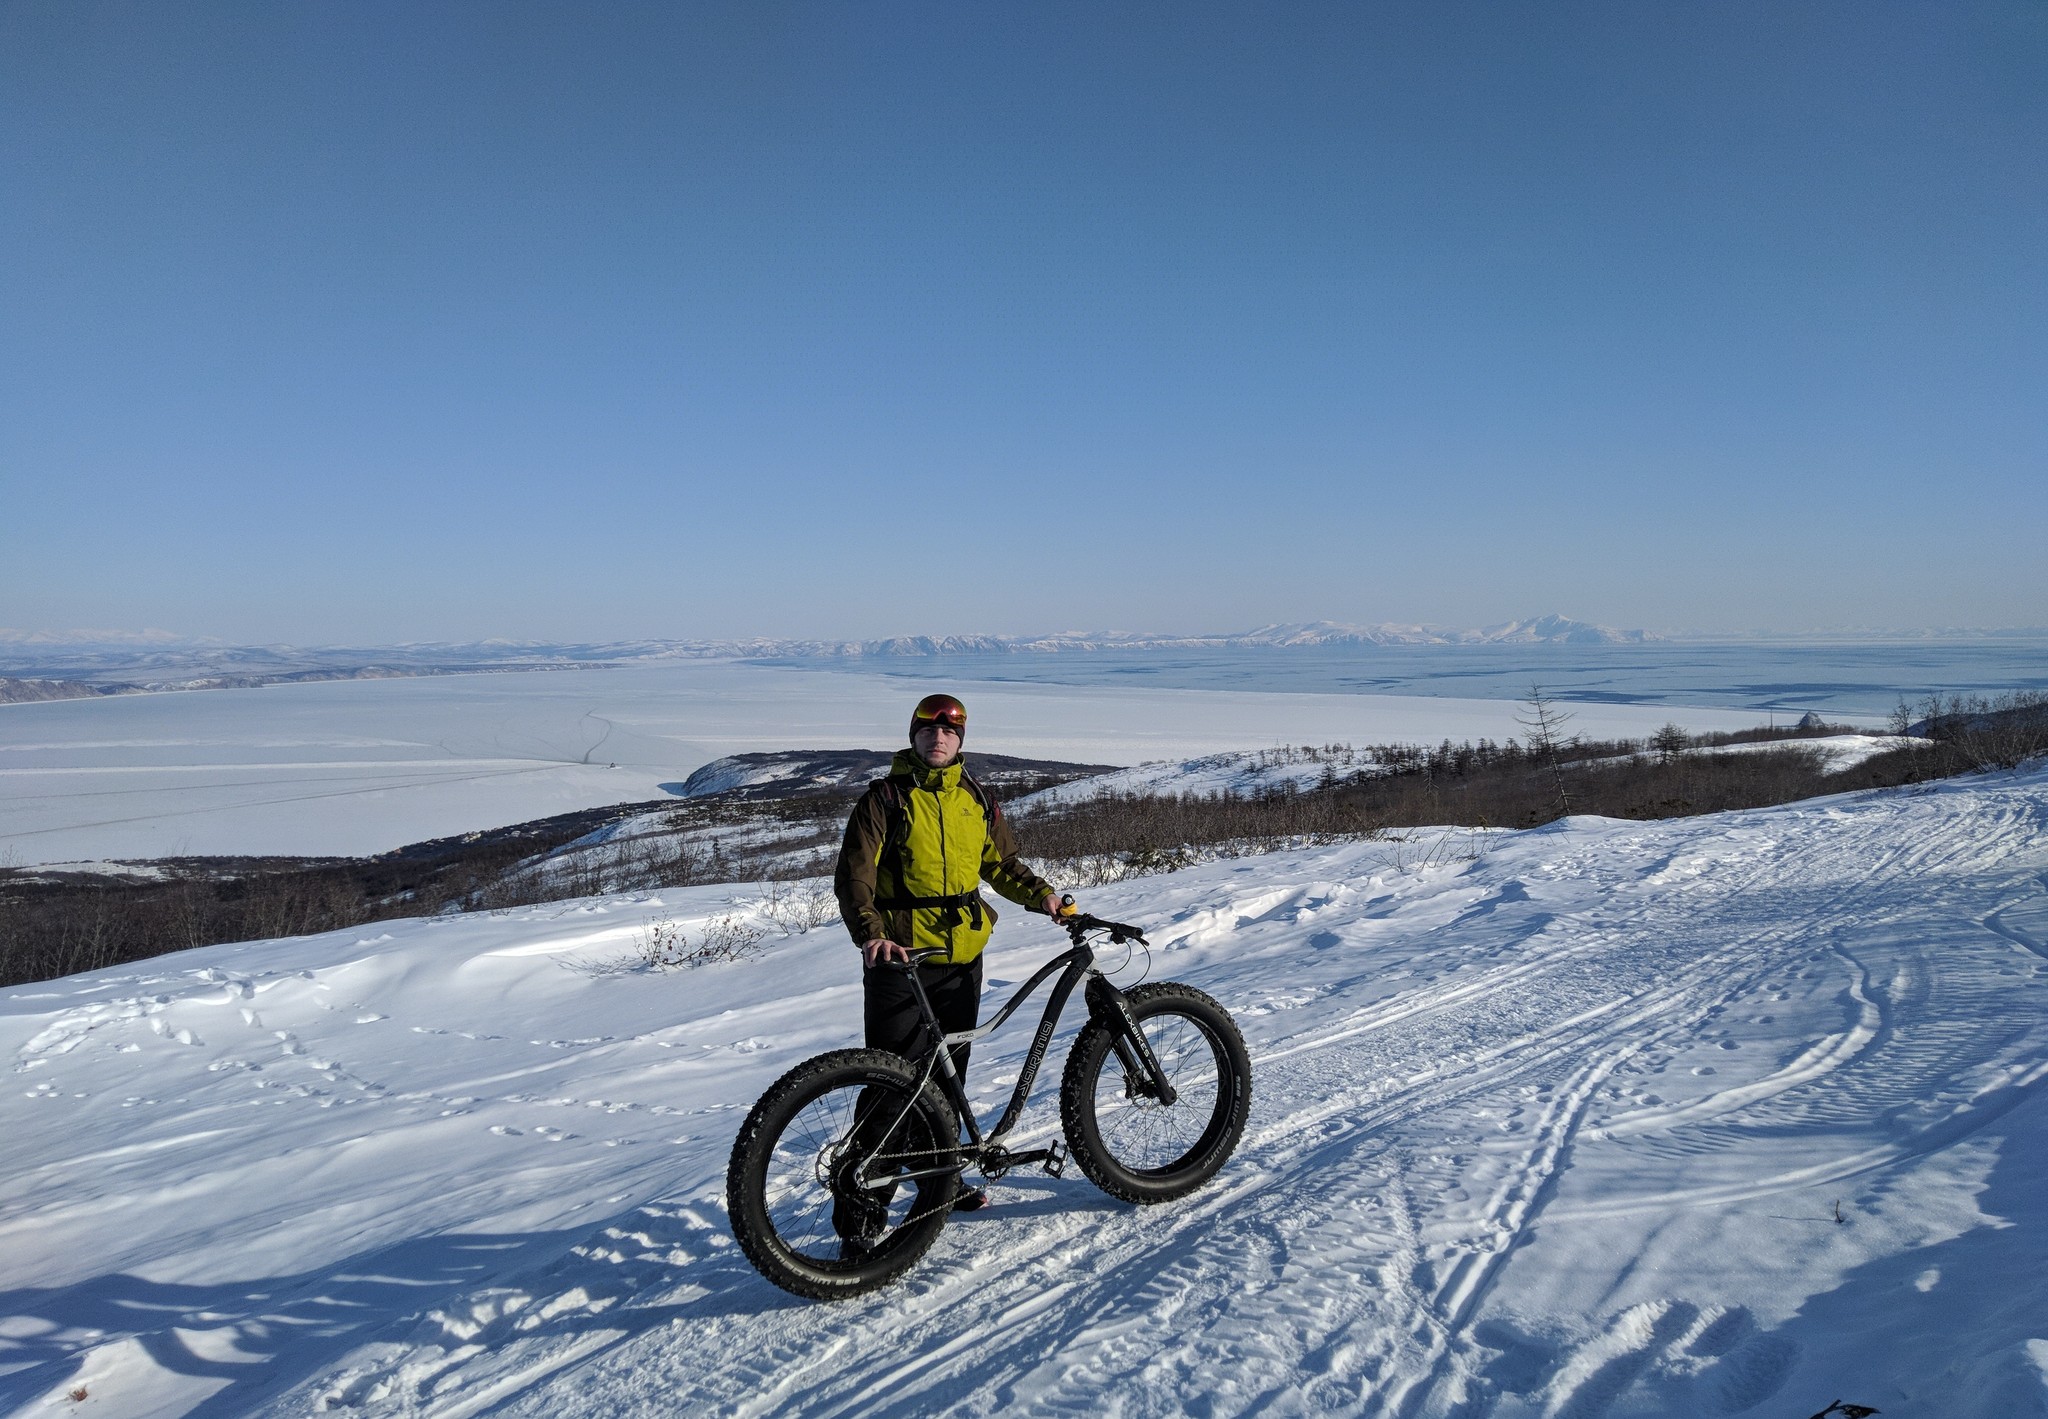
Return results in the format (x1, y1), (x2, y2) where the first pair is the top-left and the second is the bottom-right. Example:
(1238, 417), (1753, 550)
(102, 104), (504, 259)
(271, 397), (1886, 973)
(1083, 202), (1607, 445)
(1058, 982), (1251, 1204)
(726, 1048), (957, 1300)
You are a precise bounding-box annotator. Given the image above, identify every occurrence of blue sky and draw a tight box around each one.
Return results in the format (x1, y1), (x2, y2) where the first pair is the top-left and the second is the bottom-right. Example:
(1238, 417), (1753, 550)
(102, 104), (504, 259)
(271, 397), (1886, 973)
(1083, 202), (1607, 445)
(3, 2), (2043, 643)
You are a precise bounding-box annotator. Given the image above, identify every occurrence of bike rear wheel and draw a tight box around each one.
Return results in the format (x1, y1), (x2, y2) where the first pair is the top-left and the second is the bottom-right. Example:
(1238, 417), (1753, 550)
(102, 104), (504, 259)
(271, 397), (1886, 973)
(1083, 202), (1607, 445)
(726, 1048), (960, 1300)
(1059, 982), (1251, 1203)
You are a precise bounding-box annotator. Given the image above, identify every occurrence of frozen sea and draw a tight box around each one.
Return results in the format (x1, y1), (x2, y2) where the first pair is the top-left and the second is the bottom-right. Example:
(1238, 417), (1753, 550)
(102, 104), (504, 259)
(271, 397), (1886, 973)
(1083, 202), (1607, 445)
(2, 640), (2041, 864)
(775, 637), (2048, 718)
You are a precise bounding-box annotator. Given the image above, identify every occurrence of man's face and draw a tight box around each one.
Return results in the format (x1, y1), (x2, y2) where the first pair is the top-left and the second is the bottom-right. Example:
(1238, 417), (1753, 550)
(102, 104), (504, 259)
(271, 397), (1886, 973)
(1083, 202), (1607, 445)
(912, 723), (962, 767)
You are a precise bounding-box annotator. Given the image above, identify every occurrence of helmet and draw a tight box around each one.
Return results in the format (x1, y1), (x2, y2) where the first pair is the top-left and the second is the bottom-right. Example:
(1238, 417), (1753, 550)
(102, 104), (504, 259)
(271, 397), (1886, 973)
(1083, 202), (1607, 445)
(909, 693), (967, 743)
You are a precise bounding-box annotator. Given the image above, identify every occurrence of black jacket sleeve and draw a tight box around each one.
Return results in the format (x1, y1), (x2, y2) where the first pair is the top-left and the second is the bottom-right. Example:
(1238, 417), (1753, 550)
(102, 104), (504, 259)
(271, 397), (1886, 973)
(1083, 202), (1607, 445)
(834, 786), (892, 946)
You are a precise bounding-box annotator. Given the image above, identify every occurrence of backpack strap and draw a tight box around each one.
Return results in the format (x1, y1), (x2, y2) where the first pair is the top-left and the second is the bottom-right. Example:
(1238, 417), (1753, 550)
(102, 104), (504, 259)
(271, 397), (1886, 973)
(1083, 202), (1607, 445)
(871, 769), (998, 932)
(874, 775), (912, 881)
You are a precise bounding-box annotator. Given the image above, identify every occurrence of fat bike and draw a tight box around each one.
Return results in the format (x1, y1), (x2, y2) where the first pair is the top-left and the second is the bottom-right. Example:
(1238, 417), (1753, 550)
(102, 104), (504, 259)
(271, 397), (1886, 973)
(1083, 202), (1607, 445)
(725, 910), (1251, 1299)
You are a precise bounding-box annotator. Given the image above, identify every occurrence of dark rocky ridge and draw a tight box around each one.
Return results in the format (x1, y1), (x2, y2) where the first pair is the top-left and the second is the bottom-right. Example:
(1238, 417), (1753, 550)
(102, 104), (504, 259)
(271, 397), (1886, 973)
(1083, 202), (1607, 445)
(0, 678), (112, 704)
(675, 749), (1118, 801)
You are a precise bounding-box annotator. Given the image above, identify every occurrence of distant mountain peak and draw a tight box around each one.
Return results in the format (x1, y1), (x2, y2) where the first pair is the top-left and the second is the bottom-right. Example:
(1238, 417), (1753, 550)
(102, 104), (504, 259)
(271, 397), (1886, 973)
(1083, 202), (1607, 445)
(1161, 616), (1653, 649)
(0, 627), (198, 646)
(0, 616), (1659, 682)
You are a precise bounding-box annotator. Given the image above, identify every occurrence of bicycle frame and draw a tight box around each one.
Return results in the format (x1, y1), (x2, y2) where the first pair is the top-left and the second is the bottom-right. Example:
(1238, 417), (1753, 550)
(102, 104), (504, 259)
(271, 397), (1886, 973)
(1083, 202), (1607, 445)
(883, 919), (1177, 1183)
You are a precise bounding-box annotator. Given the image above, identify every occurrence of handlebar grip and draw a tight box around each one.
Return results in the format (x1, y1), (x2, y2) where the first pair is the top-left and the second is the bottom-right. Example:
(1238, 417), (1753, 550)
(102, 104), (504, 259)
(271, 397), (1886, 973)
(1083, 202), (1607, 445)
(878, 945), (950, 970)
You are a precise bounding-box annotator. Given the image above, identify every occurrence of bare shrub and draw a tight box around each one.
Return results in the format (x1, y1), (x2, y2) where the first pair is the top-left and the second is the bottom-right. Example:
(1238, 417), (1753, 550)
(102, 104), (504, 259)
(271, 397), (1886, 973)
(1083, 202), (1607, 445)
(1380, 827), (1492, 872)
(1915, 690), (2048, 771)
(697, 913), (770, 962)
(756, 877), (840, 934)
(1047, 850), (1197, 888)
(602, 835), (706, 894)
(1045, 854), (1133, 888)
(629, 911), (769, 970)
(633, 913), (693, 969)
(1021, 785), (1384, 888)
(1008, 736), (1914, 876)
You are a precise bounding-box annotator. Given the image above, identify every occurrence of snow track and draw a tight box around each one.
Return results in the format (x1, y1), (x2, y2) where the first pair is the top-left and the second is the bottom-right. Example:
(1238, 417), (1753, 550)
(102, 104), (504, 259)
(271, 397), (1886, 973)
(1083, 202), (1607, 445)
(5, 770), (2047, 1416)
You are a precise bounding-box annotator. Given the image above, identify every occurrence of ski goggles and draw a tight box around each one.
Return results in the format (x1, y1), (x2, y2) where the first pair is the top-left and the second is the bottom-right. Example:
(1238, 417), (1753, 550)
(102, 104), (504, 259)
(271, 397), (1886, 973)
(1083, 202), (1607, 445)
(910, 695), (967, 736)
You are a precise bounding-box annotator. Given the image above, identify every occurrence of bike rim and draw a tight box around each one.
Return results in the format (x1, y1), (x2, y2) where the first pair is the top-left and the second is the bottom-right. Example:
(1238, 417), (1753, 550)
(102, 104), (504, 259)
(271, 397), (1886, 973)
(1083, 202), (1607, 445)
(761, 1078), (951, 1268)
(1091, 1011), (1228, 1174)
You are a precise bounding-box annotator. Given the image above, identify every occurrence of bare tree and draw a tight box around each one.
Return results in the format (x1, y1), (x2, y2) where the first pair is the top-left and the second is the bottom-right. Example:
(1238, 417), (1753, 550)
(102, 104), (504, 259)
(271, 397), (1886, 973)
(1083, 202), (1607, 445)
(1518, 686), (1577, 816)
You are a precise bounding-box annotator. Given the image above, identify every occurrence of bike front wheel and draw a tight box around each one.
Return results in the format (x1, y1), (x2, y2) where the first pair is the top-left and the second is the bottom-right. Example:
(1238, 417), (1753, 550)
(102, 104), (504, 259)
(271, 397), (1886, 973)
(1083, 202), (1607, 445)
(726, 1048), (960, 1300)
(1059, 982), (1251, 1203)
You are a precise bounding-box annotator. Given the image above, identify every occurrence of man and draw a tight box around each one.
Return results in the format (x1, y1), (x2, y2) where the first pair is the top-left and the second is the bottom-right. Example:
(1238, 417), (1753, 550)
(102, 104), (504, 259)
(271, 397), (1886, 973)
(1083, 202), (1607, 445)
(832, 692), (1069, 1219)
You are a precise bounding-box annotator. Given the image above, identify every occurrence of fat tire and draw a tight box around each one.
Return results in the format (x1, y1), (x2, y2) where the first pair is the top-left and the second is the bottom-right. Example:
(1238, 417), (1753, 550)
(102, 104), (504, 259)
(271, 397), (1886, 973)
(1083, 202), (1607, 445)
(726, 1048), (959, 1300)
(1059, 982), (1251, 1203)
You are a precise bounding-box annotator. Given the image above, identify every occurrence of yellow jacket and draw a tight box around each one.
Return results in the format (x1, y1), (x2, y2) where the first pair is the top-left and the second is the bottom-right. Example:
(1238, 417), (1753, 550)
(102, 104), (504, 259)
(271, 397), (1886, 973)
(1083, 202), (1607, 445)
(833, 751), (1053, 964)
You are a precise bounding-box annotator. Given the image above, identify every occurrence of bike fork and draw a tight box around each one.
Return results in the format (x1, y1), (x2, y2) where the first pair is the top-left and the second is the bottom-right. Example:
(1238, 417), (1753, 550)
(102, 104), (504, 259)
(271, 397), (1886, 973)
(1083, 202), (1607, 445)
(1086, 974), (1178, 1105)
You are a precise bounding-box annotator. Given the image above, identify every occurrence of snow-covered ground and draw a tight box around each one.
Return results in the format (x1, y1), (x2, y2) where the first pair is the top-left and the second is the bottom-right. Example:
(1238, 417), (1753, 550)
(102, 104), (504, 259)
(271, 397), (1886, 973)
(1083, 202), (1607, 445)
(0, 661), (1784, 864)
(4, 768), (2046, 1417)
(1695, 733), (1927, 773)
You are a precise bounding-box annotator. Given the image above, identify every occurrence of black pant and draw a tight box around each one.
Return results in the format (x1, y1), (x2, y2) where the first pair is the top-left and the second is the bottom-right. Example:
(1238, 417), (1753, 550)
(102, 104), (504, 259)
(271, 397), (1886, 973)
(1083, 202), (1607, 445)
(863, 956), (983, 1085)
(834, 959), (982, 1245)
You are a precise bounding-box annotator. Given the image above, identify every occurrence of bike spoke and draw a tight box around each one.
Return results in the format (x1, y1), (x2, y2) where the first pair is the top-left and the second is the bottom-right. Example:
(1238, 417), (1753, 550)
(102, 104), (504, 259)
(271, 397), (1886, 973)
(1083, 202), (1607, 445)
(1093, 1012), (1226, 1172)
(757, 1079), (953, 1265)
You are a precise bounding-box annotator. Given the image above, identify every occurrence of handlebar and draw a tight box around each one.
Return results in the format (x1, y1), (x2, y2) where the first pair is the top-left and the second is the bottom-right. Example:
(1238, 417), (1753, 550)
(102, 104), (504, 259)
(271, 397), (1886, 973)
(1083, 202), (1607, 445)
(878, 909), (1149, 970)
(1054, 892), (1147, 945)
(1060, 911), (1149, 946)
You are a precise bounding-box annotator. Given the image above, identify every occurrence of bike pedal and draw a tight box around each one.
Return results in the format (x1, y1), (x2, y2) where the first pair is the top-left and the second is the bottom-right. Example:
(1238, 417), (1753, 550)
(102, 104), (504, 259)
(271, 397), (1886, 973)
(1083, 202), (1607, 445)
(1043, 1141), (1067, 1179)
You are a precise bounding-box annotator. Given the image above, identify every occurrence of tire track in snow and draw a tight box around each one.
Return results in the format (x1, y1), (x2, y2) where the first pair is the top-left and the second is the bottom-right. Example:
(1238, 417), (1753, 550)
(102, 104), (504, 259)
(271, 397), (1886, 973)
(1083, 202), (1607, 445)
(1334, 793), (2013, 1415)
(1591, 943), (1884, 1140)
(1982, 890), (2048, 960)
(1381, 789), (2048, 1415)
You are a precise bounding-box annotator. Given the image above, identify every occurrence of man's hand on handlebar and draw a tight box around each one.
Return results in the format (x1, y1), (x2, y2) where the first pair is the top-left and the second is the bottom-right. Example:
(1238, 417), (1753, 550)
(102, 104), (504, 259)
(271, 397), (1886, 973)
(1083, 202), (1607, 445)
(861, 938), (910, 967)
(867, 895), (1075, 966)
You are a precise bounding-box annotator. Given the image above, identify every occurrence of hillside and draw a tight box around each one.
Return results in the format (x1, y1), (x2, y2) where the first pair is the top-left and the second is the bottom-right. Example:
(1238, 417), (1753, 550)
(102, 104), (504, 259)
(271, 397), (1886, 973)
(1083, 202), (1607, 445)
(2, 768), (2045, 1416)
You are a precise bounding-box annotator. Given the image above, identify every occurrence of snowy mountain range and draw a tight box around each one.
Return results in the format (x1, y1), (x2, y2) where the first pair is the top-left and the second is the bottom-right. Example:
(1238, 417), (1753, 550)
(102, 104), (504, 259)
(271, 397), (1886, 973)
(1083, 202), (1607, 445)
(0, 616), (1648, 691)
(8, 620), (2045, 696)
(761, 614), (1658, 654)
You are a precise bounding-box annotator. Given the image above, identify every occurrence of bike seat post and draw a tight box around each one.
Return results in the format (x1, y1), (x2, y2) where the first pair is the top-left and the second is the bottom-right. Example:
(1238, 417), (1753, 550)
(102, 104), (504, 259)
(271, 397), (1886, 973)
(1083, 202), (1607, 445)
(898, 955), (956, 1078)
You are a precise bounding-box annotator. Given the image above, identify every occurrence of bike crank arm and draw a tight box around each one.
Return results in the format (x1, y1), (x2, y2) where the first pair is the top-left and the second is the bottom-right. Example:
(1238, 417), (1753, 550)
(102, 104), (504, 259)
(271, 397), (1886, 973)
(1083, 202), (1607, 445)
(975, 1140), (1067, 1180)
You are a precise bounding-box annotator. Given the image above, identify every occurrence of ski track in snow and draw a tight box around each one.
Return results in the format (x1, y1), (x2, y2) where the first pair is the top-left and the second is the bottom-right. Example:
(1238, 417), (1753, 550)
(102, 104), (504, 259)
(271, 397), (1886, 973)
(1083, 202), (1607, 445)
(4, 772), (2048, 1417)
